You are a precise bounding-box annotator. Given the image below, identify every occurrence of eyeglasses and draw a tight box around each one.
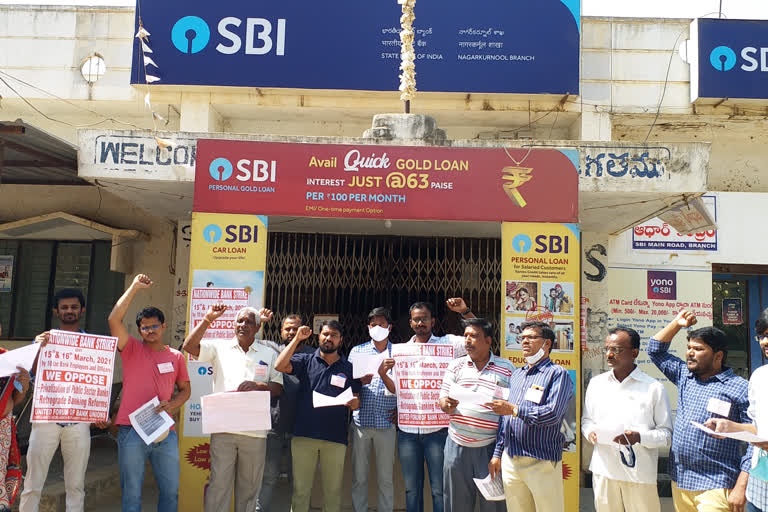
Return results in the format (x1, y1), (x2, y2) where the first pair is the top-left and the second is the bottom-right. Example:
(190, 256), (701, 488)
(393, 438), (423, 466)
(410, 317), (430, 325)
(755, 334), (768, 343)
(518, 335), (544, 342)
(603, 346), (630, 355)
(139, 324), (162, 332)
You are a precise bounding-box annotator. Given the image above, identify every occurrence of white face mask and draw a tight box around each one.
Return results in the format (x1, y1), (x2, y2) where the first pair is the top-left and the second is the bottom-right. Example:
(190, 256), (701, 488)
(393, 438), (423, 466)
(525, 347), (545, 365)
(369, 325), (390, 342)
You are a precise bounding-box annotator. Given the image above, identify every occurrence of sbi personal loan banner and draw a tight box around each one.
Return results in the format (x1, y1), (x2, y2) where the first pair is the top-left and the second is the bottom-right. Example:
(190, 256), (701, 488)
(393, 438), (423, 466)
(131, 0), (579, 94)
(179, 213), (268, 512)
(501, 222), (581, 510)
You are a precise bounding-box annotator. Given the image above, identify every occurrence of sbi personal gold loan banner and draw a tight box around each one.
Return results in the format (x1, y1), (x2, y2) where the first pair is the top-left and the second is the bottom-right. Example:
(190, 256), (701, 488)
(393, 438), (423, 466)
(180, 212), (268, 511)
(501, 222), (581, 510)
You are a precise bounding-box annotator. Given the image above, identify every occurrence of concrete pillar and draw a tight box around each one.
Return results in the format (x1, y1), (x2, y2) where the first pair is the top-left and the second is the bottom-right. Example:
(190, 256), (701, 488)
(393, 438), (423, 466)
(362, 113), (447, 143)
(179, 92), (223, 133)
(575, 111), (612, 141)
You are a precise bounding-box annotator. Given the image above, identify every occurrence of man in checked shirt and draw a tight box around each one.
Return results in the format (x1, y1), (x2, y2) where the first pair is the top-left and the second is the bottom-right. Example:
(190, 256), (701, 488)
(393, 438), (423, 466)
(649, 310), (751, 512)
(486, 320), (574, 512)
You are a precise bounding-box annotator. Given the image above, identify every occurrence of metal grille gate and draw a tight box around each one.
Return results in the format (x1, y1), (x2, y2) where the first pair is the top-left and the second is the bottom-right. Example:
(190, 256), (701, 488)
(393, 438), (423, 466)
(263, 232), (502, 354)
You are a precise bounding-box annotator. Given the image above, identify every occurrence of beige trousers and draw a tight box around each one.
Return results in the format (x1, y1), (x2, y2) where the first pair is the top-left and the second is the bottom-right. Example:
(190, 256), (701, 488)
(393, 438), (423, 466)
(671, 482), (731, 512)
(593, 473), (661, 512)
(501, 453), (564, 512)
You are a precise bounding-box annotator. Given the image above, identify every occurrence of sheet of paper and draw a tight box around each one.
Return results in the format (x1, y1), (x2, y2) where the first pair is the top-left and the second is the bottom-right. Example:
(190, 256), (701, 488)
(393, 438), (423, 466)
(473, 473), (505, 501)
(691, 421), (768, 443)
(201, 391), (271, 434)
(128, 397), (175, 445)
(0, 343), (40, 377)
(448, 383), (492, 407)
(313, 387), (353, 408)
(594, 425), (625, 445)
(350, 352), (388, 379)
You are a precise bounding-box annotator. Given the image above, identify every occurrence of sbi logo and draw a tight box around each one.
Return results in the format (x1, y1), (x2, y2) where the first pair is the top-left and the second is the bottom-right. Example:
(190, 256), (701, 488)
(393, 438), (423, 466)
(710, 46), (737, 71)
(512, 234), (532, 253)
(171, 15), (286, 56)
(208, 157), (277, 183)
(512, 234), (569, 254)
(202, 224), (223, 243)
(197, 366), (213, 376)
(209, 158), (233, 181)
(709, 45), (768, 72)
(202, 223), (260, 244)
(171, 16), (210, 54)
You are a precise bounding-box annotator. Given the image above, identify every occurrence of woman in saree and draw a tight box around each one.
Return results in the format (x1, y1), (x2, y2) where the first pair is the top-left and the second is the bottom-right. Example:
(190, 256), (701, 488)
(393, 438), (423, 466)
(0, 320), (31, 511)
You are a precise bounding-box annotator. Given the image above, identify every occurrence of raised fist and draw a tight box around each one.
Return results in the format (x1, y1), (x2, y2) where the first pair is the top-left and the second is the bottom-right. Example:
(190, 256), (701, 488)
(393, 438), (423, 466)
(259, 308), (274, 324)
(132, 274), (152, 289)
(295, 325), (312, 342)
(205, 303), (228, 323)
(446, 297), (468, 313)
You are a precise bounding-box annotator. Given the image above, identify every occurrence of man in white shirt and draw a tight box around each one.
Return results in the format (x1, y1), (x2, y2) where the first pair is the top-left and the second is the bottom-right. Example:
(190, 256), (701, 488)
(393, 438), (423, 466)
(397, 298), (471, 512)
(182, 304), (283, 512)
(582, 326), (672, 512)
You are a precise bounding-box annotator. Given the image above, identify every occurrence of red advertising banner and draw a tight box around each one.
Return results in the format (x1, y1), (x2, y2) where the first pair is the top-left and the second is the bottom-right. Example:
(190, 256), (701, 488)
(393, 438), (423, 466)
(194, 140), (578, 222)
(31, 330), (117, 423)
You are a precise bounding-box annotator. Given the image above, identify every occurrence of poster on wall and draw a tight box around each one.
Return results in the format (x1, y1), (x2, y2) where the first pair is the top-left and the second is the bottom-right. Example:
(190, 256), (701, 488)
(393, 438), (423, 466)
(0, 256), (12, 292)
(189, 288), (253, 340)
(722, 298), (743, 326)
(500, 222), (581, 510)
(179, 212), (268, 512)
(604, 266), (713, 412)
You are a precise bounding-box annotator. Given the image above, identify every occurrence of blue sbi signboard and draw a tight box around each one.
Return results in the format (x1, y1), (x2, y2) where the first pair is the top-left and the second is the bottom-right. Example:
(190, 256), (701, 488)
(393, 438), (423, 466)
(131, 0), (580, 95)
(692, 18), (768, 100)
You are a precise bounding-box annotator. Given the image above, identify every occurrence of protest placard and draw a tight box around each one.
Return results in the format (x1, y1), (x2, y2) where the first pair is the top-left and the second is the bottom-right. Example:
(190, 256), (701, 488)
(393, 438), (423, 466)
(31, 330), (117, 423)
(391, 343), (454, 428)
(189, 288), (251, 340)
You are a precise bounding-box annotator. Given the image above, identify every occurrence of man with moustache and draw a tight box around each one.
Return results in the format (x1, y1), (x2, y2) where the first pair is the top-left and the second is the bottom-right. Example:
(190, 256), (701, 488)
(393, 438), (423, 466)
(275, 320), (361, 512)
(108, 274), (191, 512)
(397, 298), (472, 512)
(182, 304), (282, 512)
(256, 314), (314, 512)
(649, 310), (751, 512)
(21, 289), (91, 512)
(439, 317), (513, 512)
(582, 326), (672, 512)
(487, 320), (574, 512)
(348, 307), (398, 512)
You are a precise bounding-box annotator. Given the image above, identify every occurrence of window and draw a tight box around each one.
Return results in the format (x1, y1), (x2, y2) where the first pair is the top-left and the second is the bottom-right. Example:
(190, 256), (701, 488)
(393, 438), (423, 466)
(0, 240), (124, 339)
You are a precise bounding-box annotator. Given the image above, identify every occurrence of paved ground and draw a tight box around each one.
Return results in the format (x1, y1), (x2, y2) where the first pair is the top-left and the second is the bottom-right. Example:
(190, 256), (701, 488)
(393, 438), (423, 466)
(22, 435), (677, 511)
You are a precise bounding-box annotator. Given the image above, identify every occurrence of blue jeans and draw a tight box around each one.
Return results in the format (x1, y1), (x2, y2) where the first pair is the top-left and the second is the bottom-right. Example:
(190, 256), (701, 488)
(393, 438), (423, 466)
(397, 429), (448, 512)
(117, 426), (179, 512)
(748, 501), (765, 512)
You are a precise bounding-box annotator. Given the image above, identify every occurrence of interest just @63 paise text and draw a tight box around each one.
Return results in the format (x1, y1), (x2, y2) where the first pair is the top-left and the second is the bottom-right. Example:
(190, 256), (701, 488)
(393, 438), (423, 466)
(305, 172), (454, 203)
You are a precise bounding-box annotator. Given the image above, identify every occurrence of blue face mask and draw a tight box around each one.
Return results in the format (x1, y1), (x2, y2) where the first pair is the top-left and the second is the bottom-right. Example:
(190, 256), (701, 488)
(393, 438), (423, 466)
(751, 450), (768, 482)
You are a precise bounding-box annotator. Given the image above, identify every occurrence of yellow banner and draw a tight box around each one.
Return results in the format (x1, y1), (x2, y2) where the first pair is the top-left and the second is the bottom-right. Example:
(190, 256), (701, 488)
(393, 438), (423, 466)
(179, 213), (268, 512)
(500, 222), (581, 510)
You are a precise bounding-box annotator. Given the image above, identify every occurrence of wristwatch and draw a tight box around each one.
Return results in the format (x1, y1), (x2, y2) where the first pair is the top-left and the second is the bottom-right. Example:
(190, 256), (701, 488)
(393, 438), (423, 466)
(461, 308), (472, 317)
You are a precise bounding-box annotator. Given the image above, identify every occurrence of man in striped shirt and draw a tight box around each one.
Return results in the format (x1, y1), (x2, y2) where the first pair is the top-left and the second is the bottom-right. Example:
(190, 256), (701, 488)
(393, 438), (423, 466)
(439, 317), (513, 512)
(487, 320), (574, 512)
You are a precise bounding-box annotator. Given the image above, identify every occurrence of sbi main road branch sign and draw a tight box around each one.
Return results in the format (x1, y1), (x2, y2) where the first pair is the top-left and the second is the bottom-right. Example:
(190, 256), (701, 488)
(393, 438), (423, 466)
(131, 0), (580, 95)
(690, 18), (768, 101)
